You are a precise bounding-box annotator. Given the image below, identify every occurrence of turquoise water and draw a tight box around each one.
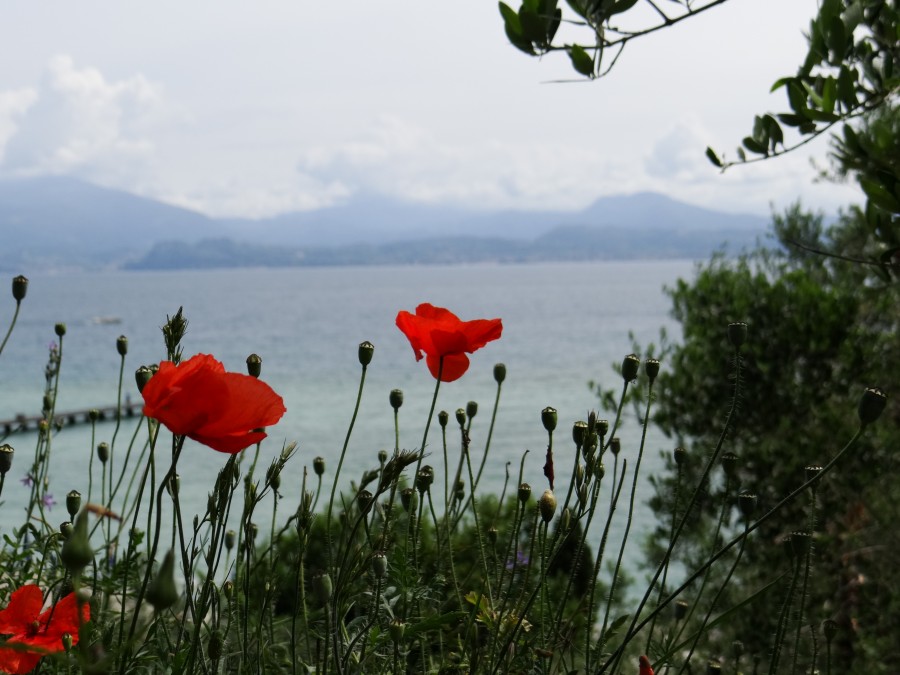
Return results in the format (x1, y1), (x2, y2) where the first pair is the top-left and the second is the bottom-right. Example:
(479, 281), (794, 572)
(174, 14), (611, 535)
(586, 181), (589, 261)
(0, 261), (694, 556)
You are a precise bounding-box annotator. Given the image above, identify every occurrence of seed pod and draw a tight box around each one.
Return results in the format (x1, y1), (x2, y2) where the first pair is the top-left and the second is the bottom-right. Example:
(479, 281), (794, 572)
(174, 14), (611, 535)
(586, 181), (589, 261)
(372, 552), (388, 579)
(539, 490), (557, 524)
(313, 456), (326, 477)
(493, 363), (506, 384)
(721, 452), (739, 479)
(116, 335), (129, 357)
(645, 358), (660, 381)
(400, 487), (417, 513)
(541, 407), (558, 432)
(673, 446), (687, 466)
(389, 389), (403, 411)
(246, 354), (262, 378)
(727, 321), (748, 348)
(55, 323), (67, 337)
(0, 444), (13, 475)
(466, 401), (478, 420)
(858, 387), (886, 426)
(135, 366), (154, 393)
(11, 275), (28, 302)
(66, 490), (82, 519)
(358, 341), (375, 366)
(738, 491), (757, 519)
(518, 482), (532, 504)
(455, 408), (466, 427)
(621, 353), (640, 382)
(438, 410), (449, 428)
(572, 421), (587, 447)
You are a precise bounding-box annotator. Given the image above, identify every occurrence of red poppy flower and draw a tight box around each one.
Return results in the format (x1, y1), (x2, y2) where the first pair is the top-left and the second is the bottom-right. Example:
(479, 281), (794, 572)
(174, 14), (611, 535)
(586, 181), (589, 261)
(396, 304), (503, 382)
(141, 353), (287, 454)
(0, 585), (89, 675)
(639, 655), (654, 675)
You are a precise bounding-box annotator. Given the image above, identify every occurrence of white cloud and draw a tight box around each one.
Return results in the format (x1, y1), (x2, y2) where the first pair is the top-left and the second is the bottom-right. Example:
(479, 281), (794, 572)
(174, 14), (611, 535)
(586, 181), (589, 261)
(0, 88), (38, 161)
(0, 55), (168, 182)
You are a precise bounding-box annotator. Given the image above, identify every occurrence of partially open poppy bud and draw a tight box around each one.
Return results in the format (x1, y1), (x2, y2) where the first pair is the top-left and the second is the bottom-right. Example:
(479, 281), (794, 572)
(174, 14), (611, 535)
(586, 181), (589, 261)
(738, 491), (757, 519)
(389, 389), (403, 411)
(358, 341), (375, 366)
(0, 444), (13, 475)
(97, 442), (110, 464)
(518, 482), (531, 504)
(493, 363), (506, 384)
(542, 407), (558, 432)
(721, 452), (739, 479)
(466, 401), (478, 420)
(438, 410), (449, 428)
(11, 275), (28, 302)
(55, 323), (67, 337)
(313, 456), (325, 477)
(645, 358), (660, 381)
(66, 490), (82, 519)
(572, 421), (587, 447)
(312, 572), (333, 605)
(858, 387), (886, 426)
(539, 490), (557, 524)
(727, 322), (748, 348)
(621, 354), (640, 382)
(455, 409), (466, 427)
(135, 366), (154, 393)
(146, 549), (179, 612)
(401, 487), (417, 512)
(246, 354), (262, 378)
(372, 552), (388, 579)
(674, 446), (687, 466)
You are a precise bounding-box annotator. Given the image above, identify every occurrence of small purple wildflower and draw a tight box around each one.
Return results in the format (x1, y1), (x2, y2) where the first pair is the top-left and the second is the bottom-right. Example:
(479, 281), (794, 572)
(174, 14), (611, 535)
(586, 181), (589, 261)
(506, 550), (529, 570)
(20, 473), (34, 487)
(41, 493), (57, 510)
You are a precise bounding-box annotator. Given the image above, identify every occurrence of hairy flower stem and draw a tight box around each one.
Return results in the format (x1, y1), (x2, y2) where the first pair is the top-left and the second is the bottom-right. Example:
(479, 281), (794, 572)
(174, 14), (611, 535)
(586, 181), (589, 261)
(769, 555), (802, 675)
(790, 491), (820, 674)
(606, 347), (743, 674)
(599, 425), (865, 673)
(413, 358), (443, 480)
(326, 361), (369, 572)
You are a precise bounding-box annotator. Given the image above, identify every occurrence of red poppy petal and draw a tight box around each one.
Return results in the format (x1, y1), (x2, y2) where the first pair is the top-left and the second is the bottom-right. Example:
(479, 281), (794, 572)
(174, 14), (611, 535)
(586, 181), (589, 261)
(429, 329), (470, 357)
(395, 311), (429, 359)
(36, 592), (88, 646)
(0, 647), (40, 675)
(193, 373), (286, 437)
(426, 353), (470, 382)
(459, 318), (503, 352)
(0, 586), (42, 634)
(413, 303), (461, 323)
(189, 429), (269, 454)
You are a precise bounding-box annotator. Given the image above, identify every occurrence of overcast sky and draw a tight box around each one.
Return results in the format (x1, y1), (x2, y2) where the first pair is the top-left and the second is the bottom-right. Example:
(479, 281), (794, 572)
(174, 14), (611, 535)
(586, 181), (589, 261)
(0, 1), (862, 221)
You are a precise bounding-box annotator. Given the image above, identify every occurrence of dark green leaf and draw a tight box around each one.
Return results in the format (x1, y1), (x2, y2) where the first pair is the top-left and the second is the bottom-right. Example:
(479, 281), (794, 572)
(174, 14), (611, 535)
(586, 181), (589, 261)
(821, 77), (837, 114)
(568, 44), (595, 77)
(742, 136), (768, 155)
(826, 15), (847, 63)
(705, 147), (723, 168)
(860, 178), (900, 212)
(777, 113), (806, 127)
(499, 2), (536, 55)
(787, 81), (808, 114)
(609, 0), (639, 15)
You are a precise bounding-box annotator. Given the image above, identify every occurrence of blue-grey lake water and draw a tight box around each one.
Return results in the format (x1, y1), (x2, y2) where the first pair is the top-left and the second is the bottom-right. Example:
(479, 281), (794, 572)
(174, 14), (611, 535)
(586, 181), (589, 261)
(0, 261), (696, 568)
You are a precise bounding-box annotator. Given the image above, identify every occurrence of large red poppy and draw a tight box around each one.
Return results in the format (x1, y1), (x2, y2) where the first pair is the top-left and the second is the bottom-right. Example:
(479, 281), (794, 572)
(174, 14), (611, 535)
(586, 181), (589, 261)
(141, 353), (287, 454)
(396, 304), (503, 382)
(0, 585), (89, 674)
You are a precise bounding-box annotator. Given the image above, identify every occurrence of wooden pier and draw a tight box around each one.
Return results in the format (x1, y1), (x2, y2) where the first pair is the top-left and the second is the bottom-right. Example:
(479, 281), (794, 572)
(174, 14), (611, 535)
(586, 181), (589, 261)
(1, 405), (142, 435)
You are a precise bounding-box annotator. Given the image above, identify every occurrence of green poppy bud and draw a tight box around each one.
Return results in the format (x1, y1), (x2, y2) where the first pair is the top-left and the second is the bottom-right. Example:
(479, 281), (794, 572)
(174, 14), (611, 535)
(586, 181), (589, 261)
(673, 446), (687, 466)
(66, 490), (82, 519)
(541, 407), (558, 432)
(389, 389), (403, 411)
(596, 419), (609, 437)
(55, 323), (67, 337)
(595, 462), (605, 480)
(721, 452), (739, 479)
(97, 442), (110, 464)
(313, 456), (325, 477)
(135, 365), (154, 393)
(455, 408), (466, 427)
(0, 444), (13, 475)
(400, 487), (417, 513)
(621, 353), (640, 382)
(358, 341), (374, 366)
(738, 491), (757, 519)
(312, 572), (333, 605)
(146, 549), (179, 612)
(11, 275), (28, 303)
(389, 618), (406, 643)
(61, 632), (73, 652)
(224, 530), (236, 551)
(858, 387), (886, 427)
(438, 410), (449, 428)
(378, 449), (388, 465)
(59, 521), (73, 539)
(572, 421), (587, 447)
(372, 552), (388, 579)
(493, 363), (506, 384)
(539, 489), (557, 524)
(246, 353), (262, 378)
(610, 437), (621, 456)
(223, 580), (234, 601)
(645, 358), (660, 381)
(727, 322), (748, 348)
(518, 482), (531, 504)
(116, 335), (128, 357)
(61, 511), (93, 573)
(416, 465), (434, 493)
(466, 400), (478, 420)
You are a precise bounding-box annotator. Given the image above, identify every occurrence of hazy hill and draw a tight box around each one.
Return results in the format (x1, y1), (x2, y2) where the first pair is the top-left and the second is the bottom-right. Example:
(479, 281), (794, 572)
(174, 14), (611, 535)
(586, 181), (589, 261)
(0, 176), (769, 271)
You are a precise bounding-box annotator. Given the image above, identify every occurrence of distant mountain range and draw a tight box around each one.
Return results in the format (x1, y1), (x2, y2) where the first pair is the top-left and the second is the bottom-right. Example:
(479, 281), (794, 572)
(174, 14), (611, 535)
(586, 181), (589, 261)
(0, 176), (770, 271)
